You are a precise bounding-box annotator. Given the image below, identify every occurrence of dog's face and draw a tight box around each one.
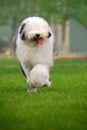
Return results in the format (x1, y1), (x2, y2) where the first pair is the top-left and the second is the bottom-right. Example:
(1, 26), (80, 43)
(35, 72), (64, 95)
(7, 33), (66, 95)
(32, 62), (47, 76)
(19, 17), (52, 45)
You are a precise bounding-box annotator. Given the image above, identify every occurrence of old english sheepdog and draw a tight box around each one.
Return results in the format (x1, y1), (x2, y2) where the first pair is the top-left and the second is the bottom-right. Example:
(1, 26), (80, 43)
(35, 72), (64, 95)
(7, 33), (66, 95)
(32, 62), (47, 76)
(14, 16), (54, 92)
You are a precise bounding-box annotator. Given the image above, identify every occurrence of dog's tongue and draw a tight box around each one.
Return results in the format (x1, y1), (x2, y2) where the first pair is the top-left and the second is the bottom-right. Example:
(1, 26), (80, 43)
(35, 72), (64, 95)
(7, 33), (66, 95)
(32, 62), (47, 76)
(36, 38), (43, 45)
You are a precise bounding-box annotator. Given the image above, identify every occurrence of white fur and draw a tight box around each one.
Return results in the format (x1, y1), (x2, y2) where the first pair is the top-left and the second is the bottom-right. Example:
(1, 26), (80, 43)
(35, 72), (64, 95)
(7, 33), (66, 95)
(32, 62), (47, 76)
(16, 16), (54, 92)
(30, 64), (51, 88)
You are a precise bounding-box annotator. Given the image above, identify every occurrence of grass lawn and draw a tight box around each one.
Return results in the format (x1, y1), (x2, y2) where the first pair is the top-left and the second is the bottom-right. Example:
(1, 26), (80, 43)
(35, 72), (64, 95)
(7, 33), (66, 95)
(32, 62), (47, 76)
(0, 57), (87, 130)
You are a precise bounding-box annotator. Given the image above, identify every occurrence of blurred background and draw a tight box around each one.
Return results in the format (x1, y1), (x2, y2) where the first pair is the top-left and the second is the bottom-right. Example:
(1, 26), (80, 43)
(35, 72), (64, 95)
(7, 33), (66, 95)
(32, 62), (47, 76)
(0, 0), (87, 59)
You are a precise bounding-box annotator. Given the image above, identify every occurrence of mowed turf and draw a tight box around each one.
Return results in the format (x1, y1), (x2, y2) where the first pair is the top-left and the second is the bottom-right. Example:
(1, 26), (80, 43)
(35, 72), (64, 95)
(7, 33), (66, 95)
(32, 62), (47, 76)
(0, 57), (87, 130)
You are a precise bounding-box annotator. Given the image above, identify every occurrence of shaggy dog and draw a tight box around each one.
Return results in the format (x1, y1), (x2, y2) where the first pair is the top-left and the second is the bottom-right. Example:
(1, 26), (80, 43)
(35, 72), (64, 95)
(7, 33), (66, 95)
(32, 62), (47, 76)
(14, 16), (54, 92)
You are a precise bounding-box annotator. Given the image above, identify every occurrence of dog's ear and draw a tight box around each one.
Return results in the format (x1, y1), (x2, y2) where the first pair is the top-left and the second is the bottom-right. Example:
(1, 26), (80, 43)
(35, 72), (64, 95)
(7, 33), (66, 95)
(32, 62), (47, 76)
(48, 32), (51, 38)
(19, 23), (26, 40)
(19, 23), (25, 34)
(21, 32), (26, 40)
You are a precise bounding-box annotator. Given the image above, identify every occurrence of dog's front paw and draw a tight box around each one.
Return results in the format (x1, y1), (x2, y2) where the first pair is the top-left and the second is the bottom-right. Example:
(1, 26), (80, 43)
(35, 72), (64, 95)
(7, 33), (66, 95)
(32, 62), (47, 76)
(43, 81), (51, 88)
(27, 85), (37, 93)
(46, 81), (51, 87)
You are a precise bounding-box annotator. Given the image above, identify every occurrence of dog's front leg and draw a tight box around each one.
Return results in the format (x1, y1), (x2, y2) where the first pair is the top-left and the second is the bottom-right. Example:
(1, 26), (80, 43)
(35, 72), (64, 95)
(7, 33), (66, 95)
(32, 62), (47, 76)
(20, 63), (37, 93)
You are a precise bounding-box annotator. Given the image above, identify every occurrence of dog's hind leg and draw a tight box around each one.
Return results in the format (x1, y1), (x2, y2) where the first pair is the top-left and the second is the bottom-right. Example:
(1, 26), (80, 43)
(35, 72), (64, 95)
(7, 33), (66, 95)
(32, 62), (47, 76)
(19, 62), (26, 77)
(19, 63), (36, 92)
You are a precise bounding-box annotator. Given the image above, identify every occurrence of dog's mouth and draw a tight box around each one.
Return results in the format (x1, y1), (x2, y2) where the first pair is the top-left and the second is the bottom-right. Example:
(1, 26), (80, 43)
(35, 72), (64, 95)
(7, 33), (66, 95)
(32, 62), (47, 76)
(33, 37), (43, 45)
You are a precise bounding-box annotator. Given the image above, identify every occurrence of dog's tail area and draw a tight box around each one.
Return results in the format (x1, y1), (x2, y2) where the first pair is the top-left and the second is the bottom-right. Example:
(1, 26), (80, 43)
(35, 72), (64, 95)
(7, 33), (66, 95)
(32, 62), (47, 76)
(30, 64), (51, 88)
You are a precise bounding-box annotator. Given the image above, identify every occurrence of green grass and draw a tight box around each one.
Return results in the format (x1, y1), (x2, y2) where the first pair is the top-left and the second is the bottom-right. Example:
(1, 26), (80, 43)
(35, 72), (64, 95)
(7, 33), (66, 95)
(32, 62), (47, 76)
(0, 57), (87, 130)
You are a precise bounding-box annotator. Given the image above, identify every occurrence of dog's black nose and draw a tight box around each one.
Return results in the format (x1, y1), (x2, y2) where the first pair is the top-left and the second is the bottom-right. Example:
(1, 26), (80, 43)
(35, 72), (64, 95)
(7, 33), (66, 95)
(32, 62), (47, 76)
(36, 33), (40, 38)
